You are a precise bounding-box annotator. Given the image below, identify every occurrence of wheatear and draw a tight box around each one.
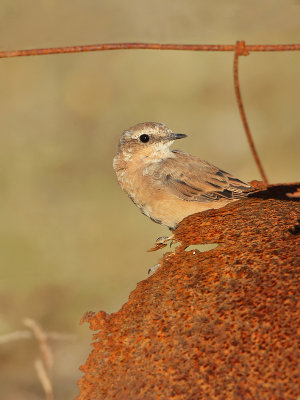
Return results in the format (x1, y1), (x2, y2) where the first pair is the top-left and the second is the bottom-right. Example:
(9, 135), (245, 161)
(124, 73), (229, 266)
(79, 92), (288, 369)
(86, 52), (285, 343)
(113, 122), (252, 234)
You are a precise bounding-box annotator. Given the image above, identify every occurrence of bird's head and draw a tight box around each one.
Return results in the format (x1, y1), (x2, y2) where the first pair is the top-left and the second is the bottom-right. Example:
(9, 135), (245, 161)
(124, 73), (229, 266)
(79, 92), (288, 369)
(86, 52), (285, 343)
(117, 122), (187, 158)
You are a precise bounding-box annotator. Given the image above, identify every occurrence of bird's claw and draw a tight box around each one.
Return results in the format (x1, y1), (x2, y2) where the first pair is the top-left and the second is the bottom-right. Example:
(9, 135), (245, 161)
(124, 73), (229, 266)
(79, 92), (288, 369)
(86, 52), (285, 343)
(147, 234), (174, 252)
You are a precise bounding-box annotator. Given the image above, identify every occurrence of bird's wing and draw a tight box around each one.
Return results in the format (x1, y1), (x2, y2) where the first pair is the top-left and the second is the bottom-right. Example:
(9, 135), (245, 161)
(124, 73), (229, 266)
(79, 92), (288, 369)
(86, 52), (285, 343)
(150, 150), (252, 202)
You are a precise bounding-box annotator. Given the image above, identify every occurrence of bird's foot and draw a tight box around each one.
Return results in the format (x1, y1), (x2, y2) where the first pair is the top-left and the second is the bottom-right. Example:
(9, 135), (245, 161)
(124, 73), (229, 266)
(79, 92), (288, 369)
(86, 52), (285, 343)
(147, 234), (174, 252)
(156, 235), (174, 246)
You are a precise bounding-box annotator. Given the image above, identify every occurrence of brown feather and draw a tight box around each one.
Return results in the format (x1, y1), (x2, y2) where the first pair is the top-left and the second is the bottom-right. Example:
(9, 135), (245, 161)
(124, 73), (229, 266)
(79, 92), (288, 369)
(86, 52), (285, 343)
(150, 151), (252, 203)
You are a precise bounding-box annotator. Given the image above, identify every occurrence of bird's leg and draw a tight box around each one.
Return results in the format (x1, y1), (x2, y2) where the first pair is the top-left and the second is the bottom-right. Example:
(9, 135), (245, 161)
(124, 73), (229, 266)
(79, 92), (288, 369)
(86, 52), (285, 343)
(147, 229), (175, 273)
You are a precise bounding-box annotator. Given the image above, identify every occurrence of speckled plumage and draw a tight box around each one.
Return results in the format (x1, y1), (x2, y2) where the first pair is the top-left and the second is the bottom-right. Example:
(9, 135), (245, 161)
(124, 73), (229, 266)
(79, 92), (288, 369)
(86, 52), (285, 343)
(113, 122), (252, 229)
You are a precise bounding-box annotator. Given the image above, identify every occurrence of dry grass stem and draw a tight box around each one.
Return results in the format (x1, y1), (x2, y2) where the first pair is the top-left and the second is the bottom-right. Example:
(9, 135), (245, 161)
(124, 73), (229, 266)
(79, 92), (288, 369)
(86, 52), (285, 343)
(35, 358), (54, 400)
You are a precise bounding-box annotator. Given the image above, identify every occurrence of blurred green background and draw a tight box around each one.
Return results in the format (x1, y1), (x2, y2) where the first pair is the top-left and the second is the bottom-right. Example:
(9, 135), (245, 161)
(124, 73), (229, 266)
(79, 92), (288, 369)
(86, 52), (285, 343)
(0, 1), (299, 398)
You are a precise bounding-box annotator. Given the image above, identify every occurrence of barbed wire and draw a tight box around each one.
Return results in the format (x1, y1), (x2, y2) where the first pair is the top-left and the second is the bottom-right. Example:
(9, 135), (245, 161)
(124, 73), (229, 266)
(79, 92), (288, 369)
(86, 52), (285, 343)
(1, 40), (299, 184)
(1, 42), (299, 58)
(233, 41), (269, 184)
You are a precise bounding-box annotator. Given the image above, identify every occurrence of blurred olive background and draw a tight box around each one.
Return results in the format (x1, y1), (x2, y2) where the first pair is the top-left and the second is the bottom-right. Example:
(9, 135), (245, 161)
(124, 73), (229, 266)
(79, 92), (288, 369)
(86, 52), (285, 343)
(0, 1), (299, 399)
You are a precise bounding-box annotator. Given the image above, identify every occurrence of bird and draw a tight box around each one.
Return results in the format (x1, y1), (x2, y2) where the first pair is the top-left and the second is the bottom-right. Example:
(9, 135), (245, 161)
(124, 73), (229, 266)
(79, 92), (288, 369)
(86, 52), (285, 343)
(113, 122), (252, 239)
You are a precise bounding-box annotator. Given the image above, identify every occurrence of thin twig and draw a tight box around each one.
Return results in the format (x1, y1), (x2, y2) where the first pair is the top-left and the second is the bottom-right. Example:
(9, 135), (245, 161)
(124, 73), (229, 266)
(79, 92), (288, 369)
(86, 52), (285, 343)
(23, 318), (54, 400)
(0, 330), (32, 344)
(23, 318), (53, 371)
(0, 329), (76, 344)
(233, 41), (269, 185)
(0, 323), (76, 398)
(35, 358), (54, 400)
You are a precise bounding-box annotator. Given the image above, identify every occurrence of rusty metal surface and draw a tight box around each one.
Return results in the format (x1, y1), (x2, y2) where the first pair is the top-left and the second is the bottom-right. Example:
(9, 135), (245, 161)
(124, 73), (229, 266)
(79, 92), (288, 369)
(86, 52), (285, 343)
(77, 183), (300, 400)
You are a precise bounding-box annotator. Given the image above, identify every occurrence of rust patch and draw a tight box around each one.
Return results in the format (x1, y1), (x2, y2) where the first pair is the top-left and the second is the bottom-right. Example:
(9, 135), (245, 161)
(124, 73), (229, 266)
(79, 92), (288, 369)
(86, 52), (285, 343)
(77, 183), (300, 400)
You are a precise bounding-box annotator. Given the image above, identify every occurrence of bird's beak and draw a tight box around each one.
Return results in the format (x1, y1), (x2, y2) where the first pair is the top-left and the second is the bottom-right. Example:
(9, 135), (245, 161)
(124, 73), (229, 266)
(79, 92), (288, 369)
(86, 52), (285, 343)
(170, 133), (187, 140)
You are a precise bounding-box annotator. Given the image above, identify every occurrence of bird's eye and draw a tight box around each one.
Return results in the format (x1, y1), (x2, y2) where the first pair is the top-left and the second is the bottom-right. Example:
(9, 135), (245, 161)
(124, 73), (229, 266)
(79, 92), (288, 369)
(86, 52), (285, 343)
(139, 134), (150, 143)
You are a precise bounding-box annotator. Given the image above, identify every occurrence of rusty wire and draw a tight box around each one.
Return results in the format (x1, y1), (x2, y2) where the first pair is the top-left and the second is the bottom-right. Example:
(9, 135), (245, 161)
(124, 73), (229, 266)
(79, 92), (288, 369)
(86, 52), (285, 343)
(233, 41), (269, 185)
(0, 42), (299, 58)
(1, 41), (299, 185)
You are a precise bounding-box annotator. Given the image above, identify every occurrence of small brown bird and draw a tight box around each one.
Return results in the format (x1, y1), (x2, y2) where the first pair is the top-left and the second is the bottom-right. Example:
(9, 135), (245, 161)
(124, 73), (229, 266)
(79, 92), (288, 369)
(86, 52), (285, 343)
(113, 122), (252, 232)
